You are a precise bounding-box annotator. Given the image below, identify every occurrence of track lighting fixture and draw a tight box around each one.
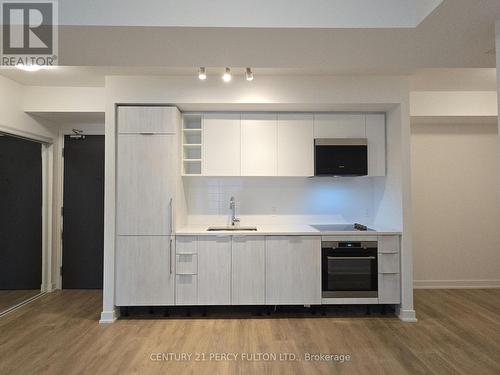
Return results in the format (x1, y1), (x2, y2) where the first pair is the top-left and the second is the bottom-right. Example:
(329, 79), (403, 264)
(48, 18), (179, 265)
(222, 67), (232, 82)
(198, 67), (207, 80)
(245, 67), (254, 81)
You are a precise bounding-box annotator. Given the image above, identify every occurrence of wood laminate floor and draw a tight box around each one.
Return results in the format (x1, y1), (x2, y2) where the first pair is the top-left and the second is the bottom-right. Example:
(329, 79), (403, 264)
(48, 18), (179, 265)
(0, 290), (40, 314)
(0, 289), (499, 375)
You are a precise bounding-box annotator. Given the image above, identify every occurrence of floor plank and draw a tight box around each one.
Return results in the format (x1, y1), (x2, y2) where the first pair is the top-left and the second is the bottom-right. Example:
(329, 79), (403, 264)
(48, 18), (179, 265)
(0, 289), (499, 375)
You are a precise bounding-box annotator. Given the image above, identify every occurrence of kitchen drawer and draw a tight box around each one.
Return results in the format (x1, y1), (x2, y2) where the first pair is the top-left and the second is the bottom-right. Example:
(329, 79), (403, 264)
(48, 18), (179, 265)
(378, 273), (400, 304)
(378, 252), (400, 274)
(378, 236), (400, 253)
(176, 236), (197, 254)
(176, 274), (197, 305)
(176, 254), (198, 274)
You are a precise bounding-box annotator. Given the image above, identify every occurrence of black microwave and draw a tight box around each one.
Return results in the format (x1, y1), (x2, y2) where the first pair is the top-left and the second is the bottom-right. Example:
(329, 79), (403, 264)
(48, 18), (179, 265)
(314, 138), (368, 176)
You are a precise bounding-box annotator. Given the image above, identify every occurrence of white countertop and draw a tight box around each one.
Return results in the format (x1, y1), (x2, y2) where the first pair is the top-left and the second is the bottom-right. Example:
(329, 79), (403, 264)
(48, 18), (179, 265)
(175, 224), (401, 236)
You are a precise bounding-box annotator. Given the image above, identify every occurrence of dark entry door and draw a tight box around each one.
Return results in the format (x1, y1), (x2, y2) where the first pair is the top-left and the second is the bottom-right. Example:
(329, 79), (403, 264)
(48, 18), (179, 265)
(0, 135), (42, 289)
(62, 135), (104, 289)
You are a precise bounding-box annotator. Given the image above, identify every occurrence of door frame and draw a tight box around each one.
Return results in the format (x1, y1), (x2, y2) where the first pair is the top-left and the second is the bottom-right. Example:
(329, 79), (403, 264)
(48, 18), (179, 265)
(55, 125), (104, 289)
(0, 124), (53, 294)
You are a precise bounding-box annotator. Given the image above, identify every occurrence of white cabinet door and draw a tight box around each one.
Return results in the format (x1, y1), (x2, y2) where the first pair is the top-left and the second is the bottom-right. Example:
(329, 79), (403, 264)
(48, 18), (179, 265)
(314, 114), (366, 138)
(366, 114), (386, 176)
(116, 134), (174, 236)
(203, 113), (241, 176)
(232, 236), (265, 305)
(265, 236), (321, 305)
(197, 237), (232, 305)
(115, 236), (174, 306)
(277, 113), (314, 176)
(378, 274), (401, 304)
(118, 106), (178, 134)
(241, 113), (277, 176)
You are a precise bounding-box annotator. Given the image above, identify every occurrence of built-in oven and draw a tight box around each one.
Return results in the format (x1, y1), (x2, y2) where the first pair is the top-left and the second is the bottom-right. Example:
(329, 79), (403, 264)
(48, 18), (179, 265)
(322, 240), (378, 298)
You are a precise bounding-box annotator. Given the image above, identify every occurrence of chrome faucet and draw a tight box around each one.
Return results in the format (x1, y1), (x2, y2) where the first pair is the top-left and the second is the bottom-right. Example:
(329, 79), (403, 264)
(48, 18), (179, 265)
(229, 196), (240, 227)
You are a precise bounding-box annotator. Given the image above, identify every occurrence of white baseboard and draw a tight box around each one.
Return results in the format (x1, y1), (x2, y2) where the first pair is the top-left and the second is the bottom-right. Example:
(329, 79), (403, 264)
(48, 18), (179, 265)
(99, 309), (118, 324)
(414, 279), (500, 289)
(397, 308), (417, 322)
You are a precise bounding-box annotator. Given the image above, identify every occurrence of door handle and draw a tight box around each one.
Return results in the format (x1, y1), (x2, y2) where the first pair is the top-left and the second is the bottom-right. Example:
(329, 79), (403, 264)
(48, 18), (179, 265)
(327, 256), (376, 260)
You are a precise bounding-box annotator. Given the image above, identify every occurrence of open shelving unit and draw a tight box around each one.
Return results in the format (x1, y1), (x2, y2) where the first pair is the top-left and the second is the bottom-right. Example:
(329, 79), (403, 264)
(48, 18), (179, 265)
(182, 114), (202, 175)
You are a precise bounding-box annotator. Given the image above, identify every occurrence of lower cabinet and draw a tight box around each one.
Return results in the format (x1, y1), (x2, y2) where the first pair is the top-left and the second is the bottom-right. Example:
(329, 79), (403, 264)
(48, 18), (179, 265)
(197, 237), (232, 305)
(378, 273), (401, 304)
(176, 274), (197, 305)
(115, 236), (174, 306)
(378, 235), (401, 304)
(232, 236), (265, 305)
(265, 236), (321, 305)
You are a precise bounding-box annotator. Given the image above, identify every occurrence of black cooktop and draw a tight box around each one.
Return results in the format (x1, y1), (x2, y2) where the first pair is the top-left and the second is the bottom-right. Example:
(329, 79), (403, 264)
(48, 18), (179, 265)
(311, 223), (375, 232)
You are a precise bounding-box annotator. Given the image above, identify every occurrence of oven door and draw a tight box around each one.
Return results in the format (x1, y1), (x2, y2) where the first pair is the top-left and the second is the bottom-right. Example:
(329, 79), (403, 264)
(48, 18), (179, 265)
(322, 250), (378, 298)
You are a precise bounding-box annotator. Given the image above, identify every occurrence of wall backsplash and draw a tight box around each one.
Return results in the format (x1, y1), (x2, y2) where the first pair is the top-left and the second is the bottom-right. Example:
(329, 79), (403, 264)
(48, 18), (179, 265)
(184, 177), (381, 225)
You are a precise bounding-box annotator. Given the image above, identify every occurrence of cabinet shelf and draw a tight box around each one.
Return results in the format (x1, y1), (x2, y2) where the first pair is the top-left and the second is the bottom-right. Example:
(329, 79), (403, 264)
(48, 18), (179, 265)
(183, 113), (203, 176)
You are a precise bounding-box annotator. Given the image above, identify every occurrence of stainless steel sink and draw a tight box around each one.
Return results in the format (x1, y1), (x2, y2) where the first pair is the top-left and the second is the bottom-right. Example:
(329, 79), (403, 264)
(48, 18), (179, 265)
(207, 226), (258, 231)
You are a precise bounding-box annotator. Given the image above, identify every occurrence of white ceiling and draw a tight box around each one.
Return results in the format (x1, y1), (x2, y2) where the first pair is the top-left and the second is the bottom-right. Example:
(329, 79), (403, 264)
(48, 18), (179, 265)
(0, 0), (499, 87)
(51, 0), (500, 70)
(59, 0), (442, 28)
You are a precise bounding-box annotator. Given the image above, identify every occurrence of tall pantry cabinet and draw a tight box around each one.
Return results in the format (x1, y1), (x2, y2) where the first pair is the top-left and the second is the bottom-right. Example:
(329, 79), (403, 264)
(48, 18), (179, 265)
(115, 106), (181, 306)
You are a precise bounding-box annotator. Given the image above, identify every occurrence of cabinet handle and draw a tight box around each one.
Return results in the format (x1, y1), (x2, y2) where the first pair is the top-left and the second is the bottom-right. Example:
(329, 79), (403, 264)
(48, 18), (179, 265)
(169, 238), (173, 274)
(169, 197), (173, 235)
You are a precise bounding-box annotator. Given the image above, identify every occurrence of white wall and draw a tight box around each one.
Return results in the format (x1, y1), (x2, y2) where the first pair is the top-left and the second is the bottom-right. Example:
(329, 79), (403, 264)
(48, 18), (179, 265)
(0, 76), (56, 141)
(411, 121), (500, 288)
(23, 86), (105, 113)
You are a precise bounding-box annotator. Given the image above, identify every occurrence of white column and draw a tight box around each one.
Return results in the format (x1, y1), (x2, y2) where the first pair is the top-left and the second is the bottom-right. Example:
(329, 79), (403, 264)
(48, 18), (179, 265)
(100, 85), (118, 323)
(496, 20), (500, 198)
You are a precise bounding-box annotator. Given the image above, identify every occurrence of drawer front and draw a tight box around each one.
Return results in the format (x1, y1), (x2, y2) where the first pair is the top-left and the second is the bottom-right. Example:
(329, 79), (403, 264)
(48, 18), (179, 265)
(378, 273), (401, 304)
(378, 253), (400, 274)
(176, 274), (197, 305)
(176, 254), (198, 274)
(378, 236), (400, 253)
(176, 236), (197, 254)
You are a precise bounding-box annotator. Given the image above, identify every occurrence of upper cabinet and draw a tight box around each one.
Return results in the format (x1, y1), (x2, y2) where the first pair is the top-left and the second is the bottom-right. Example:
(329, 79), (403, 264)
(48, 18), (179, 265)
(241, 113), (277, 176)
(118, 106), (178, 134)
(202, 113), (241, 176)
(188, 112), (386, 177)
(313, 114), (365, 138)
(277, 113), (314, 176)
(366, 114), (386, 176)
(116, 134), (175, 236)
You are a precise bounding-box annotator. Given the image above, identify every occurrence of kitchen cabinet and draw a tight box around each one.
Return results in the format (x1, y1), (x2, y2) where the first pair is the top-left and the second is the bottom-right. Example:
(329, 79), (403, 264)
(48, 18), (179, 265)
(118, 106), (178, 134)
(277, 113), (314, 176)
(265, 236), (321, 304)
(115, 236), (174, 306)
(231, 236), (265, 305)
(197, 237), (232, 305)
(313, 113), (366, 138)
(241, 113), (278, 176)
(176, 274), (197, 305)
(116, 133), (175, 236)
(378, 235), (401, 304)
(366, 114), (386, 176)
(175, 236), (198, 305)
(202, 113), (241, 176)
(115, 106), (180, 307)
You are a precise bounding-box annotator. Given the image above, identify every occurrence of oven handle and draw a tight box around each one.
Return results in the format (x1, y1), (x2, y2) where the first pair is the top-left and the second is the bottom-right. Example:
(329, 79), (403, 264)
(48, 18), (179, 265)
(327, 256), (376, 260)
